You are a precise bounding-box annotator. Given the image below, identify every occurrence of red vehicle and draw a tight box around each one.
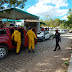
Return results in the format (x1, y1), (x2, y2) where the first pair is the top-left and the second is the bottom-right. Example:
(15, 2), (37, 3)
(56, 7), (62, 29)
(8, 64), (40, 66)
(0, 27), (28, 59)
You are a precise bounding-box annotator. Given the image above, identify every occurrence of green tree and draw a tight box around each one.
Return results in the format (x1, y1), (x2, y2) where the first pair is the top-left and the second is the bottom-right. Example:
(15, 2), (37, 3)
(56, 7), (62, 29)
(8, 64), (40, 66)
(49, 18), (54, 27)
(40, 15), (61, 28)
(70, 24), (72, 28)
(54, 18), (60, 26)
(60, 22), (65, 29)
(67, 9), (72, 26)
(60, 9), (72, 29)
(0, 0), (27, 9)
(43, 15), (50, 27)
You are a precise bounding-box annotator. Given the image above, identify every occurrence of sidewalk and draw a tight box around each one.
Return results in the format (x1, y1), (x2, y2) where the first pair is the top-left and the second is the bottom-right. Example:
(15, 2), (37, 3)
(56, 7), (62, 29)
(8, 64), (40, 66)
(68, 54), (72, 72)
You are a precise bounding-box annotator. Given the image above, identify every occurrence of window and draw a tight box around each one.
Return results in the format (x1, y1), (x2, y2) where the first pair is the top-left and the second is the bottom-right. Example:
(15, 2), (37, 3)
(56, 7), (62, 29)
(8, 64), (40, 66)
(10, 29), (14, 35)
(0, 29), (6, 34)
(45, 31), (49, 34)
(58, 30), (60, 31)
(37, 31), (44, 35)
(64, 30), (66, 31)
(61, 30), (63, 31)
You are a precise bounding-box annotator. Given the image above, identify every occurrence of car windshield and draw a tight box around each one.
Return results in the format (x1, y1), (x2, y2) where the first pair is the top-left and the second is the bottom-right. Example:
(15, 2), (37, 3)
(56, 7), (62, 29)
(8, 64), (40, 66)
(37, 31), (44, 35)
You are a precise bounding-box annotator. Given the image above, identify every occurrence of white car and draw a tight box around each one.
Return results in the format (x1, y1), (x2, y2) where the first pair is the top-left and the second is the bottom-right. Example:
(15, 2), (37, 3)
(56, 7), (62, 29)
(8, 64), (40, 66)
(37, 31), (50, 41)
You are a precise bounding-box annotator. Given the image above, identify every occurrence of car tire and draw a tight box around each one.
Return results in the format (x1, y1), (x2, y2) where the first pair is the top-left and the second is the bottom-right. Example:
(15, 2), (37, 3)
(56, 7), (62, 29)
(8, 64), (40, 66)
(0, 46), (8, 59)
(42, 37), (45, 41)
(48, 36), (50, 40)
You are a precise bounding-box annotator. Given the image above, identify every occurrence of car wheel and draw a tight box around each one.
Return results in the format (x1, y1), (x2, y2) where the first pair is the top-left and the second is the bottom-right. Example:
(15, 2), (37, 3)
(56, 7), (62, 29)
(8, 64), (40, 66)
(0, 46), (8, 59)
(48, 36), (50, 40)
(42, 37), (45, 41)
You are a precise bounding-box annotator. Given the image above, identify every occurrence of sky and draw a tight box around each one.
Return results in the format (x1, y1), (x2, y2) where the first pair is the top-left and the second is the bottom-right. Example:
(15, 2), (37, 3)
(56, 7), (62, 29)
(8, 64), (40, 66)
(23, 0), (72, 20)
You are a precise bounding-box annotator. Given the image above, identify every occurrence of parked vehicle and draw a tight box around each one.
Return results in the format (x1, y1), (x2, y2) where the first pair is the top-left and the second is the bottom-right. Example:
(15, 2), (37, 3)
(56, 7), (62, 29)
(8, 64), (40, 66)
(0, 27), (28, 59)
(58, 29), (68, 34)
(69, 30), (72, 33)
(49, 29), (68, 34)
(37, 31), (50, 41)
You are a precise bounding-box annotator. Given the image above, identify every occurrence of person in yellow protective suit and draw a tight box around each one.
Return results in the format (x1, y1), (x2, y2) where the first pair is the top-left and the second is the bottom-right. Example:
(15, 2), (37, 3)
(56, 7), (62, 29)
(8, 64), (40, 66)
(11, 28), (21, 54)
(26, 26), (37, 53)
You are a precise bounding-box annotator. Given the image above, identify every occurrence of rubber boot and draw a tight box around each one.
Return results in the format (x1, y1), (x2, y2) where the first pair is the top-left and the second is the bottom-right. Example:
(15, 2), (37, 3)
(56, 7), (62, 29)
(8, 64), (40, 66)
(32, 50), (34, 53)
(28, 50), (31, 53)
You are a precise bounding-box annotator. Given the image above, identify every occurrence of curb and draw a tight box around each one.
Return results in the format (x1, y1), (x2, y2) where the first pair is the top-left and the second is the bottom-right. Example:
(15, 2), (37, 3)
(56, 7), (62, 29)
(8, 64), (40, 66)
(68, 54), (72, 72)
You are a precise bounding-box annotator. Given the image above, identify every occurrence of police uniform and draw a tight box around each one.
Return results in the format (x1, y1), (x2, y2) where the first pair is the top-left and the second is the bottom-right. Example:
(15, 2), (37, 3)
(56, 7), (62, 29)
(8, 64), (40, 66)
(53, 31), (61, 51)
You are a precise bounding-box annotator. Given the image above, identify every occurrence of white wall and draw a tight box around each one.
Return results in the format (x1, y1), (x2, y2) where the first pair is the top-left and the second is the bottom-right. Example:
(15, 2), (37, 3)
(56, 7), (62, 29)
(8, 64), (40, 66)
(15, 21), (24, 26)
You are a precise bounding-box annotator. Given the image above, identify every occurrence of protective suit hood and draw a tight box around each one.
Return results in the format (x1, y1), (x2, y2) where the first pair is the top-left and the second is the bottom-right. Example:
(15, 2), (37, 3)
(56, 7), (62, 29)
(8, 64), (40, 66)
(14, 30), (19, 34)
(27, 30), (32, 34)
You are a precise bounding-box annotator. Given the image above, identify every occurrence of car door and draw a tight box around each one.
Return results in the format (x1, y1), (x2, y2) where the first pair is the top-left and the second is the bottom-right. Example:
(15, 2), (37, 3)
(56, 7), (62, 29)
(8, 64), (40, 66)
(45, 31), (47, 39)
(23, 28), (28, 47)
(9, 28), (16, 48)
(47, 32), (50, 38)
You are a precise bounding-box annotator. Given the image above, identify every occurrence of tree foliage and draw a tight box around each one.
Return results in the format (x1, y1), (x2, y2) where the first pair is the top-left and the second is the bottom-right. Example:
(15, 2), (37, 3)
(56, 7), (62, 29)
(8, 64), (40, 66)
(40, 9), (72, 30)
(0, 0), (27, 10)
(67, 9), (72, 25)
(40, 15), (61, 28)
(60, 9), (72, 29)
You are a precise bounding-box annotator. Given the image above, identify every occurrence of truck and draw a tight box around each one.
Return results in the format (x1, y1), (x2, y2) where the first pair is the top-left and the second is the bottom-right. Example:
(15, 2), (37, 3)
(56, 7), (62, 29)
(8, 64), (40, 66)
(0, 27), (28, 59)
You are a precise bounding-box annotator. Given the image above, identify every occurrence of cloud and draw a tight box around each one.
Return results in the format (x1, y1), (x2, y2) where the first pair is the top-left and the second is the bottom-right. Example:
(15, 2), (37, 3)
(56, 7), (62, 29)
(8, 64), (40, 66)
(62, 15), (68, 20)
(38, 0), (68, 7)
(27, 0), (68, 18)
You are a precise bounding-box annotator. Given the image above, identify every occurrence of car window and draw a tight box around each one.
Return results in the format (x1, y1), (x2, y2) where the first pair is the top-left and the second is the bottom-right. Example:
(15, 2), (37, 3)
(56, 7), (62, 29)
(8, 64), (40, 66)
(40, 32), (44, 35)
(58, 30), (60, 31)
(0, 29), (6, 34)
(64, 30), (66, 31)
(45, 31), (47, 34)
(45, 31), (49, 34)
(37, 31), (44, 35)
(61, 30), (63, 31)
(10, 29), (14, 35)
(37, 32), (40, 34)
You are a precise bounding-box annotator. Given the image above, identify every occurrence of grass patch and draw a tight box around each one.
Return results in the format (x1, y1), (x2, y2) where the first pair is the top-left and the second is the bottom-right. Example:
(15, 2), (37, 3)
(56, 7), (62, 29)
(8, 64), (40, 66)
(70, 51), (72, 53)
(64, 62), (69, 66)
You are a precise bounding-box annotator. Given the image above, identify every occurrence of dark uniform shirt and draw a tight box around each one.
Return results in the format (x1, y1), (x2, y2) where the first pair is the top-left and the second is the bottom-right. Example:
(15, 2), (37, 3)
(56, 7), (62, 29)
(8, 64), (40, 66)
(55, 32), (61, 41)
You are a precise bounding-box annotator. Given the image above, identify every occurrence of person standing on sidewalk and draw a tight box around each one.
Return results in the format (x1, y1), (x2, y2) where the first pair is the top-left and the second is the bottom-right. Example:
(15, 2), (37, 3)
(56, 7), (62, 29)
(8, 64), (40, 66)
(26, 26), (37, 53)
(53, 30), (61, 51)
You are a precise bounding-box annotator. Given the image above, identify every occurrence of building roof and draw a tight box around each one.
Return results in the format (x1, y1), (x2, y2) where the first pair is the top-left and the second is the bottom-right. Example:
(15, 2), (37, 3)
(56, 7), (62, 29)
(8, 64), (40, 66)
(0, 8), (39, 20)
(24, 19), (40, 22)
(40, 22), (46, 25)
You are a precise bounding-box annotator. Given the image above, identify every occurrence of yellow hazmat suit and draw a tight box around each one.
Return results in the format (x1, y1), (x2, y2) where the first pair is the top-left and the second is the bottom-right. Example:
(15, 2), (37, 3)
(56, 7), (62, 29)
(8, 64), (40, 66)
(11, 30), (21, 53)
(26, 30), (37, 50)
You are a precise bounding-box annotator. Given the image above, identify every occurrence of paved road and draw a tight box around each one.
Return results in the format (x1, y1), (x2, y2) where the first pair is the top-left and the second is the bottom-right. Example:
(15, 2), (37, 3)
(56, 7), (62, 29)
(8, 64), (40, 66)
(0, 33), (72, 72)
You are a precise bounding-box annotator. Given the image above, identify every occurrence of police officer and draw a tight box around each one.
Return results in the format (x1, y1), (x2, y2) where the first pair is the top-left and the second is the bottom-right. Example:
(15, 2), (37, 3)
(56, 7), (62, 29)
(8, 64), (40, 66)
(53, 30), (61, 51)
